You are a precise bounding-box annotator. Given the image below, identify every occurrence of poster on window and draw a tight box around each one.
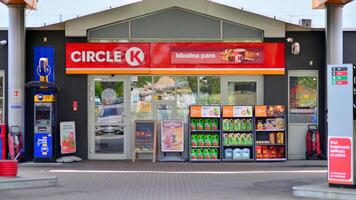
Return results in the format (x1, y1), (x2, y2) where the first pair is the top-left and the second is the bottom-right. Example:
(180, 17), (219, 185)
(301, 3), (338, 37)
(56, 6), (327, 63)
(60, 121), (77, 154)
(161, 120), (184, 152)
(289, 76), (318, 123)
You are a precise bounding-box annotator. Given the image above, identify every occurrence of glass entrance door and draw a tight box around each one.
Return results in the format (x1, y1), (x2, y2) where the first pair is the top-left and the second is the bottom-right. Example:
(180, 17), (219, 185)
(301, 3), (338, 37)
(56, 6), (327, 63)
(222, 76), (263, 105)
(89, 76), (130, 159)
(288, 70), (318, 159)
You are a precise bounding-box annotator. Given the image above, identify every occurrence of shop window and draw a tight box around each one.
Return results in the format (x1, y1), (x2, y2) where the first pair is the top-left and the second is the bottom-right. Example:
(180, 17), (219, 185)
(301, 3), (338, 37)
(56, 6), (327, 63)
(153, 76), (176, 101)
(227, 81), (257, 105)
(289, 75), (318, 123)
(176, 76), (198, 122)
(0, 72), (4, 123)
(131, 76), (153, 120)
(198, 76), (221, 105)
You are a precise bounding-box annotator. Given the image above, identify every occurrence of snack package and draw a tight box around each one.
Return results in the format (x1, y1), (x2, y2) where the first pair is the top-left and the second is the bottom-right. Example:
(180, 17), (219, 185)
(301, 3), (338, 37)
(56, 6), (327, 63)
(234, 119), (241, 131)
(212, 135), (219, 146)
(233, 148), (242, 160)
(212, 119), (219, 130)
(190, 149), (197, 160)
(197, 119), (204, 130)
(229, 133), (235, 145)
(205, 135), (212, 147)
(225, 148), (233, 159)
(256, 146), (262, 159)
(198, 134), (205, 146)
(223, 133), (228, 145)
(204, 119), (211, 130)
(214, 107), (220, 116)
(269, 132), (275, 144)
(246, 133), (253, 145)
(236, 133), (242, 145)
(278, 146), (285, 158)
(262, 146), (269, 158)
(276, 118), (285, 130)
(241, 148), (250, 160)
(241, 133), (247, 144)
(211, 148), (219, 160)
(246, 119), (253, 131)
(240, 119), (246, 130)
(256, 120), (264, 130)
(269, 146), (276, 158)
(265, 119), (276, 130)
(204, 148), (211, 160)
(277, 132), (284, 144)
(230, 119), (235, 131)
(191, 135), (198, 147)
(223, 119), (230, 131)
(191, 119), (197, 131)
(197, 148), (204, 160)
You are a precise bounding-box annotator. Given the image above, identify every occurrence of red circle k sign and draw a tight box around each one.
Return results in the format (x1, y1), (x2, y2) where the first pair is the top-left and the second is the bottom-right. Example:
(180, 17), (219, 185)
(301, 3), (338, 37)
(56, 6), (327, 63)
(125, 47), (144, 66)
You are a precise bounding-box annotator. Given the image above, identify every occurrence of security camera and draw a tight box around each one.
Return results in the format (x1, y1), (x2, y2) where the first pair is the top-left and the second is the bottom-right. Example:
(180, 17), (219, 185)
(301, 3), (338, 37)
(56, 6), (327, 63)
(0, 40), (7, 45)
(286, 37), (293, 43)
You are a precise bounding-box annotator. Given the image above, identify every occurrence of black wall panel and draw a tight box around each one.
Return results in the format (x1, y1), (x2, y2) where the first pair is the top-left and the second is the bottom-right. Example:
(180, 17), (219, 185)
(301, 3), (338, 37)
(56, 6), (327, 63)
(0, 31), (8, 124)
(265, 31), (326, 154)
(25, 31), (87, 160)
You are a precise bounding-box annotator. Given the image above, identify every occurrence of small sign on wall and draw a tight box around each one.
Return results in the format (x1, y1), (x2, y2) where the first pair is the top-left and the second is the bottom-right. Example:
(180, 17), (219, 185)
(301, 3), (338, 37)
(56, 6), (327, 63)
(73, 101), (78, 111)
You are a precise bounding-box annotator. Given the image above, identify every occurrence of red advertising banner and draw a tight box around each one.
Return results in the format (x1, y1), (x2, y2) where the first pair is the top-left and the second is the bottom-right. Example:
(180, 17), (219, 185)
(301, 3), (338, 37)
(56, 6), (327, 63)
(328, 137), (353, 185)
(66, 42), (285, 75)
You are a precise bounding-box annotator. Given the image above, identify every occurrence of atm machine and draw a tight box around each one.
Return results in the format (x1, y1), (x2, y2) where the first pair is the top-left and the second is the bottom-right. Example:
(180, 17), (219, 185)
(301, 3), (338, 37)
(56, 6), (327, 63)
(33, 94), (56, 162)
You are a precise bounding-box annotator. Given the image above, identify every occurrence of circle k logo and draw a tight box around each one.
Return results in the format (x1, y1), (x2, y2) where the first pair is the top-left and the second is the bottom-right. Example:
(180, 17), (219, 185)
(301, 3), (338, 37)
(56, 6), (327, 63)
(125, 47), (144, 66)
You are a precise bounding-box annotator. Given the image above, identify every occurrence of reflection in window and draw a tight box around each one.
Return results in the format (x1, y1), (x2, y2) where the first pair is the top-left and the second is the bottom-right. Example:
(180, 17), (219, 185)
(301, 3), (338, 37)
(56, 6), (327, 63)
(94, 81), (123, 123)
(131, 76), (152, 120)
(153, 76), (176, 101)
(176, 76), (198, 122)
(199, 76), (221, 105)
(289, 76), (318, 123)
(94, 80), (125, 154)
(227, 82), (257, 105)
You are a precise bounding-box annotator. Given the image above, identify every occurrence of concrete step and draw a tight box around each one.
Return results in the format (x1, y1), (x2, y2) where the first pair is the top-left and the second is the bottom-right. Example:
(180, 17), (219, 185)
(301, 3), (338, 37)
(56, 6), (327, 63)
(293, 183), (356, 200)
(0, 175), (57, 190)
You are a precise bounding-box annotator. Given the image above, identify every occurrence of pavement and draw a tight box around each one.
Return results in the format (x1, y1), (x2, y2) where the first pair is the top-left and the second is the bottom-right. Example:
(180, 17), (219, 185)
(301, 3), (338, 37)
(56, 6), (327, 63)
(0, 160), (328, 200)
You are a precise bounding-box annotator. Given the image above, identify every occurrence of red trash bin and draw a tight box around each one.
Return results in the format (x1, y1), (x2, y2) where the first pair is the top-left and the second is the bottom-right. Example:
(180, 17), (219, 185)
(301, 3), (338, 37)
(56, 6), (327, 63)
(0, 160), (18, 176)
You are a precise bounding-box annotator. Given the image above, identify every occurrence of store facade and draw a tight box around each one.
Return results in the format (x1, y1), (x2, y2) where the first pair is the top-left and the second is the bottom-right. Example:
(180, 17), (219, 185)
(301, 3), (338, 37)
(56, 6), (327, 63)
(0, 0), (334, 160)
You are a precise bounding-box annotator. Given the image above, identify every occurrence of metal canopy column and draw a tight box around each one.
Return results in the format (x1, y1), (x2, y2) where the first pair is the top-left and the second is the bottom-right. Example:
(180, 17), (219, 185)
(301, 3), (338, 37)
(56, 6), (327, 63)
(8, 4), (25, 147)
(326, 4), (343, 65)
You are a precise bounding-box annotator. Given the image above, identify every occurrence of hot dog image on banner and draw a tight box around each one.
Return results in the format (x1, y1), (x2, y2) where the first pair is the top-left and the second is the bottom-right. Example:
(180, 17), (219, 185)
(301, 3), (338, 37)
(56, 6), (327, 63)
(34, 46), (55, 83)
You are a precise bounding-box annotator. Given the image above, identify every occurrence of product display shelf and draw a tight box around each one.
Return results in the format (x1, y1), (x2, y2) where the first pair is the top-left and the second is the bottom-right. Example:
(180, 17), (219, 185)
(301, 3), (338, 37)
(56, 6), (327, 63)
(254, 105), (287, 161)
(190, 130), (221, 133)
(222, 159), (254, 162)
(191, 146), (220, 148)
(189, 105), (222, 162)
(254, 144), (285, 146)
(223, 130), (253, 132)
(223, 144), (253, 147)
(255, 129), (285, 132)
(221, 106), (255, 162)
(256, 158), (287, 161)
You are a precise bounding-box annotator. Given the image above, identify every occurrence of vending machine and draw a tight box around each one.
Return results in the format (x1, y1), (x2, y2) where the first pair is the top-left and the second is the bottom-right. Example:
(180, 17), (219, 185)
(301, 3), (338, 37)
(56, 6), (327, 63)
(33, 94), (56, 162)
(327, 64), (356, 186)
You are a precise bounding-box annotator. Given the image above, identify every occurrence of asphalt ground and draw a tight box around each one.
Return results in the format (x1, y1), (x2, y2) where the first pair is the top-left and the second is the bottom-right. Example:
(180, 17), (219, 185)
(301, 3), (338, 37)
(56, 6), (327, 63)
(0, 160), (327, 200)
